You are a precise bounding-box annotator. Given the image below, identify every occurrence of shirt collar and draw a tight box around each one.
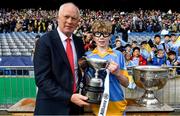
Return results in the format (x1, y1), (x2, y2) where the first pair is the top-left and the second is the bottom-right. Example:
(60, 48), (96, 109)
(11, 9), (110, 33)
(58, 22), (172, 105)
(92, 47), (114, 58)
(57, 27), (73, 41)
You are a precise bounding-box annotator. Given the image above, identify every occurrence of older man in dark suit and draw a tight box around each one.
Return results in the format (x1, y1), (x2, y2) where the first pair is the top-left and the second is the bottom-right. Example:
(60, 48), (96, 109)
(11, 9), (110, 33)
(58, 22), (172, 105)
(33, 2), (89, 115)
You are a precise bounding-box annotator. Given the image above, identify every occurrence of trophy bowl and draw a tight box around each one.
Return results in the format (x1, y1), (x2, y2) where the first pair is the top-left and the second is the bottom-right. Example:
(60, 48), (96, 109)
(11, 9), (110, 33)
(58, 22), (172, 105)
(133, 66), (168, 107)
(86, 58), (108, 70)
(84, 58), (109, 104)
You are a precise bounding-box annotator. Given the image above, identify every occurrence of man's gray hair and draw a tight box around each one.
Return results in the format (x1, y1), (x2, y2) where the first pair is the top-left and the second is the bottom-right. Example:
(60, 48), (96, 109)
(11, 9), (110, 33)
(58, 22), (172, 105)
(58, 2), (80, 17)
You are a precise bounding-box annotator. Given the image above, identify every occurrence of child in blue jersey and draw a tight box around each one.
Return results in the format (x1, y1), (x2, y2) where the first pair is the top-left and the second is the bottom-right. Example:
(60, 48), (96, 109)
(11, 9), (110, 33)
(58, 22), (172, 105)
(152, 49), (167, 66)
(84, 20), (129, 116)
(166, 50), (180, 75)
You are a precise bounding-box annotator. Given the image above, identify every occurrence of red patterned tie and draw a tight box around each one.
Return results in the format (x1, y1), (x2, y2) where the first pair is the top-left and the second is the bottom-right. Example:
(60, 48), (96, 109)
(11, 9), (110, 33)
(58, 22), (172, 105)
(66, 38), (76, 93)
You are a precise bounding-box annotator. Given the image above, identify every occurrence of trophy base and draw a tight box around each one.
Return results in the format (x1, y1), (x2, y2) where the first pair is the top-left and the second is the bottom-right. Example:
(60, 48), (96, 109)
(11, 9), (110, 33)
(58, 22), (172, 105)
(136, 90), (164, 107)
(85, 91), (102, 104)
(136, 98), (163, 107)
(126, 99), (174, 113)
(84, 86), (103, 104)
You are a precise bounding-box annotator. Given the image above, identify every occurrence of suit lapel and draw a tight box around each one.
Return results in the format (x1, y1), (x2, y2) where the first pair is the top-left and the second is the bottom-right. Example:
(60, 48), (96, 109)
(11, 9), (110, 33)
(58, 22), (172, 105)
(51, 30), (84, 83)
(51, 30), (71, 68)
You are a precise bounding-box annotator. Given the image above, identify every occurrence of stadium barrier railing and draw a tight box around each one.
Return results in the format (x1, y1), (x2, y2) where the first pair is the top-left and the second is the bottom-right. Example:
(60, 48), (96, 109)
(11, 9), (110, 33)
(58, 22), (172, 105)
(0, 66), (179, 111)
(0, 66), (36, 110)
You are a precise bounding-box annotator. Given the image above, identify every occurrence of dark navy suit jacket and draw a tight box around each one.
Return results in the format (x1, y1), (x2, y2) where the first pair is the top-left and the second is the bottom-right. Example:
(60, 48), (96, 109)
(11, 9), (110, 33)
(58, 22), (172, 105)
(33, 29), (85, 115)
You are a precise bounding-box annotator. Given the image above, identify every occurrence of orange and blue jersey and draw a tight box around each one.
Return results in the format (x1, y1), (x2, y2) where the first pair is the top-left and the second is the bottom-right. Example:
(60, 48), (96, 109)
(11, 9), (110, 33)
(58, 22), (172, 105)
(85, 47), (128, 116)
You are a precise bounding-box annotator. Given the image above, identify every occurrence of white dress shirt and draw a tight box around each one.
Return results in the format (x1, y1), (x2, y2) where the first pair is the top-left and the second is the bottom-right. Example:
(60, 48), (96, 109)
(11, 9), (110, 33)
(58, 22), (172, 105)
(57, 28), (78, 84)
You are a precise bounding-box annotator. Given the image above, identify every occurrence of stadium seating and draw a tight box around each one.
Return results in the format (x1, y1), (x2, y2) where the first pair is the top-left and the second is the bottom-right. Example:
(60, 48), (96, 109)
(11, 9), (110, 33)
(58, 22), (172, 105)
(0, 32), (43, 66)
(0, 31), (179, 66)
(0, 32), (41, 57)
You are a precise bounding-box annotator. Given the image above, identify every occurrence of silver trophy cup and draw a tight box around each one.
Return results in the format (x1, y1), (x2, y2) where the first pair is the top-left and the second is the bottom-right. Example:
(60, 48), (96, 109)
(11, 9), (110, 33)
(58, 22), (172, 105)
(85, 58), (109, 104)
(133, 66), (168, 107)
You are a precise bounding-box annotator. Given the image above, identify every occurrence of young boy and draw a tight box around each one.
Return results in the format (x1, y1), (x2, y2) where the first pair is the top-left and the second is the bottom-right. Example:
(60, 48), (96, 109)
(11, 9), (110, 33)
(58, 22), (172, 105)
(152, 49), (166, 66)
(166, 50), (180, 75)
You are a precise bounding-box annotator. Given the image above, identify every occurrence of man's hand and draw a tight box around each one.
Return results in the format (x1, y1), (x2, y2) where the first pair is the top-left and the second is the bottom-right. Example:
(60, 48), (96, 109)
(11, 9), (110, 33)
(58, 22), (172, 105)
(70, 94), (90, 107)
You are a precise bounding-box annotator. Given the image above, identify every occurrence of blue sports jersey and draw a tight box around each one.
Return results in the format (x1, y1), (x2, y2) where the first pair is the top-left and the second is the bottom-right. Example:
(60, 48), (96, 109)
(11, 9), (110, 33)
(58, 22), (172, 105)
(85, 47), (127, 115)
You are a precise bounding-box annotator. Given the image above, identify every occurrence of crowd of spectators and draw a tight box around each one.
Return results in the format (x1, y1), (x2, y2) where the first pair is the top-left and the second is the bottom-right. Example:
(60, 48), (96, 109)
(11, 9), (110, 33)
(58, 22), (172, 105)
(111, 34), (180, 74)
(0, 8), (179, 34)
(0, 8), (58, 33)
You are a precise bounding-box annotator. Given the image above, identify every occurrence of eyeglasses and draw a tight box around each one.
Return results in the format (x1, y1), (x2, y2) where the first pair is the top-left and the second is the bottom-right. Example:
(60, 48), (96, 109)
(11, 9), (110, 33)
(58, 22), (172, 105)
(93, 32), (111, 37)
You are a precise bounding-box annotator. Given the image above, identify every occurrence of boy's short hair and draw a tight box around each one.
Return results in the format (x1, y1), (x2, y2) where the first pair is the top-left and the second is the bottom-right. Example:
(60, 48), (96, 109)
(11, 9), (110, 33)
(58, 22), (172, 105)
(164, 34), (170, 37)
(132, 41), (137, 44)
(168, 50), (176, 56)
(132, 47), (140, 52)
(170, 33), (176, 37)
(140, 41), (147, 45)
(125, 44), (131, 48)
(154, 34), (161, 38)
(91, 20), (112, 33)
